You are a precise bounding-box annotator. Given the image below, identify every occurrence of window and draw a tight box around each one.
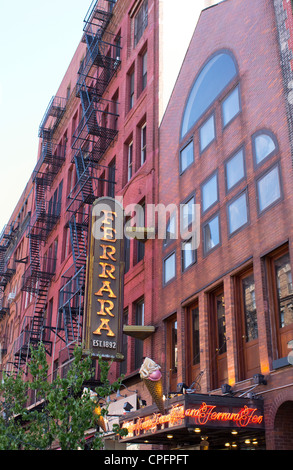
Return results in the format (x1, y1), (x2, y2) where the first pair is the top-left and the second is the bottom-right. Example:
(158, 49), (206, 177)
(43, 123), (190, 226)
(121, 309), (128, 375)
(136, 201), (145, 263)
(181, 195), (195, 231)
(124, 233), (131, 274)
(134, 299), (144, 369)
(164, 212), (177, 247)
(129, 69), (135, 110)
(140, 123), (147, 165)
(164, 252), (176, 284)
(241, 273), (258, 342)
(166, 314), (178, 391)
(180, 140), (194, 173)
(222, 85), (240, 127)
(199, 113), (215, 152)
(108, 157), (116, 197)
(134, 0), (148, 47)
(127, 141), (133, 181)
(257, 164), (281, 213)
(202, 172), (218, 213)
(209, 288), (228, 388)
(225, 148), (245, 192)
(203, 214), (220, 254)
(191, 305), (200, 366)
(182, 238), (197, 271)
(252, 131), (277, 166)
(181, 51), (238, 138)
(227, 191), (248, 235)
(142, 50), (147, 90)
(268, 247), (293, 360)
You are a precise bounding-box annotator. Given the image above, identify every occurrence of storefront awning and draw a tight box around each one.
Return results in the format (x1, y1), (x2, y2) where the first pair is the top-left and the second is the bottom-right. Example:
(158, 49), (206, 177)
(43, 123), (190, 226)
(119, 393), (265, 450)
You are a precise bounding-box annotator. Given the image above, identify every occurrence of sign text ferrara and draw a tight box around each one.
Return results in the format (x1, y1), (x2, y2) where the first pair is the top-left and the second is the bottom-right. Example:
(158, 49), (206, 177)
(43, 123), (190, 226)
(83, 197), (124, 360)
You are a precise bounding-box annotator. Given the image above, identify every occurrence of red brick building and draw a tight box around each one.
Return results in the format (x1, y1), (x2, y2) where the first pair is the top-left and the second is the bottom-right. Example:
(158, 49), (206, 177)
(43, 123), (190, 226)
(1, 0), (293, 451)
(149, 0), (293, 450)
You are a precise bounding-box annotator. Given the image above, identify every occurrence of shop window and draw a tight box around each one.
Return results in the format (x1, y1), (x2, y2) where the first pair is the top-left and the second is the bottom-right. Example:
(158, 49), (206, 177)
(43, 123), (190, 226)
(203, 213), (220, 255)
(186, 303), (201, 386)
(267, 247), (293, 361)
(134, 0), (148, 47)
(209, 288), (228, 389)
(227, 190), (249, 235)
(181, 51), (238, 139)
(199, 113), (216, 153)
(182, 238), (197, 271)
(180, 140), (194, 174)
(222, 85), (240, 127)
(225, 147), (245, 192)
(202, 172), (218, 213)
(256, 164), (282, 213)
(166, 314), (178, 392)
(163, 251), (176, 285)
(235, 269), (260, 379)
(252, 131), (277, 167)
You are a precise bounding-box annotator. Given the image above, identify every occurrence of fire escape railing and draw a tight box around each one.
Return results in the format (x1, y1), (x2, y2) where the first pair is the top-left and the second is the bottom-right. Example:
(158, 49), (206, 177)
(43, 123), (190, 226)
(56, 0), (120, 357)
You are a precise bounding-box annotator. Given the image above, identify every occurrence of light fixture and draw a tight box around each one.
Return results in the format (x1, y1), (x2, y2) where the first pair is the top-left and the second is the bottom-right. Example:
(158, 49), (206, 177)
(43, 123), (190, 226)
(221, 383), (233, 395)
(167, 434), (173, 439)
(194, 428), (201, 433)
(245, 439), (251, 444)
(253, 373), (267, 385)
(231, 430), (238, 435)
(177, 383), (188, 394)
(225, 442), (230, 447)
(123, 402), (134, 412)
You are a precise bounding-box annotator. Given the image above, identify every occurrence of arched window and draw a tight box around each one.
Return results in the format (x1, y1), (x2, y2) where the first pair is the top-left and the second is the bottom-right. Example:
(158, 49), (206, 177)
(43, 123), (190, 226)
(252, 130), (278, 167)
(181, 51), (238, 139)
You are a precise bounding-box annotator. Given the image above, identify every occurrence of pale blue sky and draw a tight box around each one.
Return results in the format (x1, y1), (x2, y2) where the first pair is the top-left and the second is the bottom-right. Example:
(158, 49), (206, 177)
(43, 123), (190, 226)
(0, 0), (91, 232)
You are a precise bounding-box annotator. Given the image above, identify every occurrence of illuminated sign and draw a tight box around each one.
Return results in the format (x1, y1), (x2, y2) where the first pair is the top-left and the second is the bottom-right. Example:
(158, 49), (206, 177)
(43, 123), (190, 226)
(120, 400), (264, 440)
(83, 197), (124, 361)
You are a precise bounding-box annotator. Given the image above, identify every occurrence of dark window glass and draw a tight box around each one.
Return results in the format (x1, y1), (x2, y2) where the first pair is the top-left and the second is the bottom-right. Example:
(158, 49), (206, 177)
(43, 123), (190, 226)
(216, 294), (226, 354)
(242, 274), (258, 341)
(191, 306), (200, 365)
(274, 253), (293, 328)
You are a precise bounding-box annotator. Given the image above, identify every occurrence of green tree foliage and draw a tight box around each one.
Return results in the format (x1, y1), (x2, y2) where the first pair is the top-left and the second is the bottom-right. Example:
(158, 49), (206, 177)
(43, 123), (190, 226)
(0, 344), (128, 450)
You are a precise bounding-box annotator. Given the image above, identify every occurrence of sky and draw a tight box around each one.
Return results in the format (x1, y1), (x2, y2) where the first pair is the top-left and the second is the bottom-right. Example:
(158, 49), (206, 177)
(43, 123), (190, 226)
(0, 0), (207, 233)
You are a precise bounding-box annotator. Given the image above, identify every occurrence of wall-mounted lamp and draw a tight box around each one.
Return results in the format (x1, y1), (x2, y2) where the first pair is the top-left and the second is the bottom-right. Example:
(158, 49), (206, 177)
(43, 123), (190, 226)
(123, 402), (134, 412)
(253, 374), (267, 385)
(221, 383), (233, 395)
(177, 383), (188, 394)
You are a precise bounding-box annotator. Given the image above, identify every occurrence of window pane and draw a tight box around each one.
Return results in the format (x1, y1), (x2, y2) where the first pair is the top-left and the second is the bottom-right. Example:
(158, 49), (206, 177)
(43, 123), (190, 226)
(204, 215), (220, 253)
(182, 196), (195, 230)
(228, 192), (248, 234)
(254, 133), (276, 165)
(200, 114), (215, 152)
(181, 52), (237, 137)
(222, 86), (240, 127)
(202, 173), (218, 212)
(257, 166), (281, 212)
(216, 294), (226, 353)
(180, 140), (194, 173)
(171, 320), (178, 373)
(226, 149), (245, 191)
(191, 306), (200, 365)
(242, 274), (258, 341)
(164, 213), (177, 245)
(182, 238), (196, 270)
(164, 252), (175, 283)
(274, 253), (293, 328)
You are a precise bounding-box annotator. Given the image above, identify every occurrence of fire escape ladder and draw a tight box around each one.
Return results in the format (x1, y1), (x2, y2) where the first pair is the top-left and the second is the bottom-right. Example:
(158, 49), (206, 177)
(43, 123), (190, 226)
(69, 215), (87, 278)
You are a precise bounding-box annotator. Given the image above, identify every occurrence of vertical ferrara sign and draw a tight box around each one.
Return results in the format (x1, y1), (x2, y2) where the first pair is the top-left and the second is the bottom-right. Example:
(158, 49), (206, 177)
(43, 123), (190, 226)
(83, 197), (124, 361)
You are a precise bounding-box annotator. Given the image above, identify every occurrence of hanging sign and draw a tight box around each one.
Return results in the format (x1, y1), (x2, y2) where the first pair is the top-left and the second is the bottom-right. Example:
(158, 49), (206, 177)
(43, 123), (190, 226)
(83, 197), (124, 361)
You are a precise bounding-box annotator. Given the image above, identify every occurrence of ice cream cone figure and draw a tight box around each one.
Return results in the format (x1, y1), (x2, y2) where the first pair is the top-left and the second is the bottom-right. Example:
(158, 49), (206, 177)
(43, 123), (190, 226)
(140, 357), (165, 415)
(93, 404), (107, 432)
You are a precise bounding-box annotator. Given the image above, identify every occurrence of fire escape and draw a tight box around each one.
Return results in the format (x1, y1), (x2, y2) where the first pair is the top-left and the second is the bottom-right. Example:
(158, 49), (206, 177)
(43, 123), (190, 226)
(13, 97), (67, 372)
(56, 0), (120, 359)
